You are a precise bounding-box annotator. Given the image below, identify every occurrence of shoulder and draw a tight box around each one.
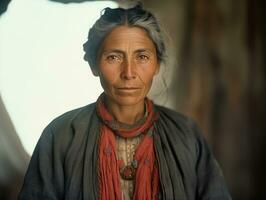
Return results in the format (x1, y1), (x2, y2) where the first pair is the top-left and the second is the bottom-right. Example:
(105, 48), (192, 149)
(46, 102), (97, 133)
(155, 104), (195, 131)
(155, 105), (214, 155)
(34, 103), (97, 155)
(37, 102), (97, 147)
(154, 104), (202, 144)
(155, 105), (190, 123)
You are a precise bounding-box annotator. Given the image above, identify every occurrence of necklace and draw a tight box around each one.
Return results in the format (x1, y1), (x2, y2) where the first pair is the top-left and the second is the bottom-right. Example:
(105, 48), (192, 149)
(119, 159), (138, 180)
(116, 134), (143, 181)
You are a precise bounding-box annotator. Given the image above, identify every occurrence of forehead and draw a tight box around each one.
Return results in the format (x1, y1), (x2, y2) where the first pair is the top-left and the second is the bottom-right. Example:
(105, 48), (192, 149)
(100, 26), (156, 52)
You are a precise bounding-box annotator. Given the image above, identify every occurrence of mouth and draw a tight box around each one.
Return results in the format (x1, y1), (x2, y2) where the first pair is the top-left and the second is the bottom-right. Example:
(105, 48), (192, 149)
(117, 87), (141, 90)
(116, 87), (142, 94)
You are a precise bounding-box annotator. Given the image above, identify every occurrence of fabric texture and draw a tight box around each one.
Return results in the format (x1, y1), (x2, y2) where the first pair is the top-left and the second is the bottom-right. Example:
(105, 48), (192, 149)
(116, 133), (143, 199)
(18, 101), (232, 200)
(96, 94), (159, 200)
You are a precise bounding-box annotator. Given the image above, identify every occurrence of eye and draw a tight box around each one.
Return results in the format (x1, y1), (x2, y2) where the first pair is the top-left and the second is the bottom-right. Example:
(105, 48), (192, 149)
(137, 54), (149, 61)
(140, 55), (148, 59)
(105, 54), (122, 63)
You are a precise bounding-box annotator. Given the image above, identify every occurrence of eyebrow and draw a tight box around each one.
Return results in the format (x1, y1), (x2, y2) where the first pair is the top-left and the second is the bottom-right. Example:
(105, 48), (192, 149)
(102, 49), (124, 55)
(135, 49), (153, 54)
(102, 48), (154, 55)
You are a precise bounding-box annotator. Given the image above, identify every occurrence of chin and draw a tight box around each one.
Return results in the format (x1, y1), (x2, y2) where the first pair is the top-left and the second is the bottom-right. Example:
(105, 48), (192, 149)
(112, 95), (145, 107)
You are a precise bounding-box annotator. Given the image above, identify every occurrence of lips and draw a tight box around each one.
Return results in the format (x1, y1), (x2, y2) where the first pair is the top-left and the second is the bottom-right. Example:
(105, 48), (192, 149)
(116, 87), (142, 95)
(117, 87), (141, 90)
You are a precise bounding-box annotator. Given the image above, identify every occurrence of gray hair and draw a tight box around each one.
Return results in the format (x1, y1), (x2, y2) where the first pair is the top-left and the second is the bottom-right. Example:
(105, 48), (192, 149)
(83, 5), (166, 69)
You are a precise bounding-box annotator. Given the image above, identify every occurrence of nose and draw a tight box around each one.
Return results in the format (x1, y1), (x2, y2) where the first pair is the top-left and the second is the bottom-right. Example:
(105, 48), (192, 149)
(121, 59), (136, 80)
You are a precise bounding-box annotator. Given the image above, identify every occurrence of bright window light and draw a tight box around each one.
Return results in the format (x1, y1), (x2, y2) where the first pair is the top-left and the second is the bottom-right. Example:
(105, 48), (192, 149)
(0, 0), (118, 155)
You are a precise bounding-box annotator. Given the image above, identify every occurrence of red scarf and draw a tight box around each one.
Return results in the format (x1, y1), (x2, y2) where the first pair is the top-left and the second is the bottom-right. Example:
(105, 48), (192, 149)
(96, 94), (160, 200)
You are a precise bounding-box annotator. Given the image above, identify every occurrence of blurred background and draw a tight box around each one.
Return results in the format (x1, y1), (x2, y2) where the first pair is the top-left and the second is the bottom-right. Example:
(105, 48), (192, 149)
(0, 0), (265, 199)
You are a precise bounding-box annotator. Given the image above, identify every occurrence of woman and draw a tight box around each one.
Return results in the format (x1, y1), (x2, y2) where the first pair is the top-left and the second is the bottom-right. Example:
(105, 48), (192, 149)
(19, 5), (231, 200)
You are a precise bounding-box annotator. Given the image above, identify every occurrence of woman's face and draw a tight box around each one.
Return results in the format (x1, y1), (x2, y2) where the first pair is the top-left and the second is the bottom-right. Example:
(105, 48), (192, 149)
(96, 25), (159, 106)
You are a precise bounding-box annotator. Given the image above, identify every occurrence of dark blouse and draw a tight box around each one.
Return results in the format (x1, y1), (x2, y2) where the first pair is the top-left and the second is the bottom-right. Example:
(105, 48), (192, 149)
(19, 103), (231, 200)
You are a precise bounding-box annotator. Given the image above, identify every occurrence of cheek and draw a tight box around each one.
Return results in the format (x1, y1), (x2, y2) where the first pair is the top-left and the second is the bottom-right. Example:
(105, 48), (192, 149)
(98, 65), (119, 87)
(138, 64), (158, 84)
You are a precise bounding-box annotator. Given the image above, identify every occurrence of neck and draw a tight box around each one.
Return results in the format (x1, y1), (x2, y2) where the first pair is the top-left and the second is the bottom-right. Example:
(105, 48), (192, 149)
(105, 98), (145, 125)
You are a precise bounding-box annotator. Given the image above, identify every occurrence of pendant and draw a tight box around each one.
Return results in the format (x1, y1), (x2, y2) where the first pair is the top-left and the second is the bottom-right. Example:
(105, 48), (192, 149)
(119, 160), (138, 180)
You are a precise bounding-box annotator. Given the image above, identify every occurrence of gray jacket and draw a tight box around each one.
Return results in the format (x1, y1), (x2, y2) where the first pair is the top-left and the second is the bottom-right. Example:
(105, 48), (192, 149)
(19, 103), (231, 200)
